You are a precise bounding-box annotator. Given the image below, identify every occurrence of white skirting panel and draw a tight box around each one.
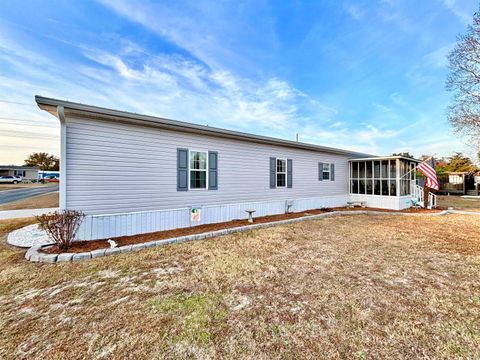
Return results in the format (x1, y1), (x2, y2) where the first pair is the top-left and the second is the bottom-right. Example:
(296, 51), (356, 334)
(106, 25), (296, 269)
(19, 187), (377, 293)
(76, 195), (348, 240)
(348, 194), (413, 210)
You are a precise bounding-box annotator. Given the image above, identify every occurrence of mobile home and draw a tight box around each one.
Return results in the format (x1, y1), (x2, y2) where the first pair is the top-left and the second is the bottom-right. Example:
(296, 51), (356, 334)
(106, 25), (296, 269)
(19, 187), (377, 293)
(0, 165), (39, 181)
(36, 96), (432, 240)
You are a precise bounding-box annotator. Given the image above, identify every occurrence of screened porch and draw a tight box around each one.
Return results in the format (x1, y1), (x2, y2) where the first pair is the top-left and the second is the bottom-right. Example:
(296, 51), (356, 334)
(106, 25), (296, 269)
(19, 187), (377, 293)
(348, 156), (420, 210)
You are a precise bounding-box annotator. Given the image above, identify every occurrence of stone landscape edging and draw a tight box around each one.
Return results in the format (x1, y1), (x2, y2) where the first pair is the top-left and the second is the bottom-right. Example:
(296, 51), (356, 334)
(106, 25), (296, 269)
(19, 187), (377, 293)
(24, 209), (467, 263)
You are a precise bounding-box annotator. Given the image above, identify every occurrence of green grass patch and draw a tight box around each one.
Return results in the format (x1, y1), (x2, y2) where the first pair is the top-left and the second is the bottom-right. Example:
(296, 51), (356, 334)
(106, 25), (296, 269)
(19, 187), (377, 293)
(148, 292), (226, 346)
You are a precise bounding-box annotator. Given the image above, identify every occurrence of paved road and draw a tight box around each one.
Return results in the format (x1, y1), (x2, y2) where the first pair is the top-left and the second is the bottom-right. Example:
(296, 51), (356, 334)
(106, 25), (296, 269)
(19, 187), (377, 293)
(0, 184), (59, 204)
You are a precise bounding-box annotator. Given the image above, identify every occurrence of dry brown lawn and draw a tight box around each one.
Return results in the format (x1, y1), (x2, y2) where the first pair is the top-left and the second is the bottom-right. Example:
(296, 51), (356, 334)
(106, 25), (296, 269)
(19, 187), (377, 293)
(438, 195), (480, 212)
(1, 214), (479, 359)
(0, 191), (59, 211)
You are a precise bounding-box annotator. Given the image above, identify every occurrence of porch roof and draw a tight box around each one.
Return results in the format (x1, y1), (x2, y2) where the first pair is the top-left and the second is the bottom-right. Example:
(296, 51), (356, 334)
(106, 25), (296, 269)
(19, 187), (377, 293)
(348, 155), (421, 163)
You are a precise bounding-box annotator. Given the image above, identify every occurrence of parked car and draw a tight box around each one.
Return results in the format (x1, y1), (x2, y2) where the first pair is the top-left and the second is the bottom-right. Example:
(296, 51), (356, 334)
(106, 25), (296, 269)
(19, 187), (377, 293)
(0, 176), (22, 184)
(47, 176), (59, 183)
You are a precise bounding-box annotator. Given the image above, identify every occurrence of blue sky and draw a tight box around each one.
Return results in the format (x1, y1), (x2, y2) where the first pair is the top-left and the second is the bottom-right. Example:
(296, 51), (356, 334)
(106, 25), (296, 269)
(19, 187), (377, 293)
(0, 0), (477, 164)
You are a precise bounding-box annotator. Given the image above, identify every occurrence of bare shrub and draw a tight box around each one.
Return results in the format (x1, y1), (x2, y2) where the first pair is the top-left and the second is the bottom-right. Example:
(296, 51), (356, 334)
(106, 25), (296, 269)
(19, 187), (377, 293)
(36, 210), (85, 249)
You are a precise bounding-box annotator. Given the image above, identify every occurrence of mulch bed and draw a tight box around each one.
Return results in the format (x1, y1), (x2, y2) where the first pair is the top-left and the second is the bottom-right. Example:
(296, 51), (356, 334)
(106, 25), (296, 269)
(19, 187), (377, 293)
(40, 206), (444, 254)
(331, 206), (444, 213)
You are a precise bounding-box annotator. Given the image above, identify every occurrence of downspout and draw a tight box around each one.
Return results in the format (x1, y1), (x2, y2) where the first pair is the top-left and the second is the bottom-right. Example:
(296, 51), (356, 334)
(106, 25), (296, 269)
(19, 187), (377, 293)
(57, 105), (67, 210)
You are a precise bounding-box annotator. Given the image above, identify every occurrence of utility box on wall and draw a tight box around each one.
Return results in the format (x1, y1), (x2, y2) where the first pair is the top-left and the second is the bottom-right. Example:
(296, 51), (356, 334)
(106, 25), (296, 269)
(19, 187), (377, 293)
(190, 207), (202, 223)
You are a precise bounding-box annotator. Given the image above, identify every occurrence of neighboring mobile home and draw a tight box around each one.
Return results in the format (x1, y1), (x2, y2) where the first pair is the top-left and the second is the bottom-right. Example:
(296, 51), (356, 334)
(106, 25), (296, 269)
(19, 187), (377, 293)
(0, 165), (39, 181)
(36, 96), (431, 240)
(438, 171), (480, 196)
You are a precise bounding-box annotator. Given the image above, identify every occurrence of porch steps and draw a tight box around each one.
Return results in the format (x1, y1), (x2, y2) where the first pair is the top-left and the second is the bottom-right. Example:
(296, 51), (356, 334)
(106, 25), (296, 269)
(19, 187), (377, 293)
(412, 185), (437, 209)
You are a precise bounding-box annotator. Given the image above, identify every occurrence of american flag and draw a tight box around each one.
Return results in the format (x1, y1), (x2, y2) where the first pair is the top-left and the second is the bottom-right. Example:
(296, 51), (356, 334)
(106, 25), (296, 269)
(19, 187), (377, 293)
(418, 158), (439, 190)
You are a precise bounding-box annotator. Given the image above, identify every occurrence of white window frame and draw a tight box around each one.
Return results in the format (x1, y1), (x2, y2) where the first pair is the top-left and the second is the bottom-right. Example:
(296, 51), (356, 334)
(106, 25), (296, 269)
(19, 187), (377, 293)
(322, 163), (330, 180)
(276, 158), (287, 188)
(188, 150), (208, 190)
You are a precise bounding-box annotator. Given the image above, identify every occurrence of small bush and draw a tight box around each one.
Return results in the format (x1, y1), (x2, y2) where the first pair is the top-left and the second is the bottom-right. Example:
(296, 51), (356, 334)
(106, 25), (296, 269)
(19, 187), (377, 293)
(36, 210), (85, 250)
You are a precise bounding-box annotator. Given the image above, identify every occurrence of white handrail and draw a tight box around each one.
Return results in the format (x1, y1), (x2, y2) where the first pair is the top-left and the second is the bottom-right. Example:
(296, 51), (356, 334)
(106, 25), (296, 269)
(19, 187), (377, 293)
(428, 192), (437, 209)
(413, 184), (437, 209)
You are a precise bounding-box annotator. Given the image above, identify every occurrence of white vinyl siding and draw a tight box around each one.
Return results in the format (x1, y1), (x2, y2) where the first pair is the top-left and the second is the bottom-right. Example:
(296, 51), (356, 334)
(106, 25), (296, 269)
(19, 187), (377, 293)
(64, 117), (350, 214)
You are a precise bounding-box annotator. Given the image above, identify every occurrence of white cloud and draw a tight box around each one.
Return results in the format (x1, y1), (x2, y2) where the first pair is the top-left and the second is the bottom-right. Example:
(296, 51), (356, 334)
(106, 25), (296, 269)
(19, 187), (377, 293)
(0, 33), (348, 163)
(75, 43), (339, 135)
(343, 3), (367, 21)
(442, 0), (473, 25)
(0, 1), (469, 164)
(375, 0), (414, 33)
(406, 43), (454, 86)
(96, 0), (279, 74)
(0, 26), (462, 164)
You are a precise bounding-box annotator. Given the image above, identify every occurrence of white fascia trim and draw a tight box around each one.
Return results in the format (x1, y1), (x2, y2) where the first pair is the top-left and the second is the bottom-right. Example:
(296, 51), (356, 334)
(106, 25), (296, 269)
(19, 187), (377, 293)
(57, 105), (67, 209)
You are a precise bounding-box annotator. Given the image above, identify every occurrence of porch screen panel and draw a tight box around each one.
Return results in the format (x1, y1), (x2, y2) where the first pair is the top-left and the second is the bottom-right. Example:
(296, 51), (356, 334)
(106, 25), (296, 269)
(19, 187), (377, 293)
(352, 162), (358, 178)
(366, 180), (373, 195)
(374, 161), (381, 195)
(352, 179), (359, 193)
(389, 160), (396, 178)
(366, 161), (373, 178)
(381, 180), (389, 195)
(381, 160), (388, 195)
(359, 162), (366, 179)
(374, 161), (380, 178)
(374, 180), (380, 195)
(399, 160), (410, 196)
(359, 179), (366, 194)
(350, 159), (397, 197)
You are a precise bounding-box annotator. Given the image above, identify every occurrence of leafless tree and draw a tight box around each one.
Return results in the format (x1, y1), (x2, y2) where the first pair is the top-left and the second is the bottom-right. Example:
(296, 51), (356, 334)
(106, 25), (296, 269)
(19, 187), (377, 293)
(36, 210), (85, 250)
(447, 9), (480, 149)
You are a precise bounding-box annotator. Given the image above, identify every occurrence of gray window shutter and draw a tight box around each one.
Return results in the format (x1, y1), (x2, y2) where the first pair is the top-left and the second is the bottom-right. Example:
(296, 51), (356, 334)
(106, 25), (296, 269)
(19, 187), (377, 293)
(177, 148), (188, 191)
(270, 157), (276, 188)
(318, 162), (323, 181)
(331, 163), (335, 181)
(208, 151), (218, 190)
(287, 159), (293, 188)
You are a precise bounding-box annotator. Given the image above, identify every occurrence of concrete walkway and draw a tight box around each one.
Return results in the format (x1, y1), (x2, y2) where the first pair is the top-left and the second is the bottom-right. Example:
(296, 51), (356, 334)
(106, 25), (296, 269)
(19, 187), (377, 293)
(0, 207), (59, 220)
(461, 195), (480, 199)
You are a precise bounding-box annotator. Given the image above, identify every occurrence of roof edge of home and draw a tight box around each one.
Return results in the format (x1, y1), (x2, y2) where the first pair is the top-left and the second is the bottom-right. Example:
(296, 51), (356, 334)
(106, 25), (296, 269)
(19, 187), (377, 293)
(349, 156), (421, 163)
(0, 165), (39, 169)
(35, 95), (375, 158)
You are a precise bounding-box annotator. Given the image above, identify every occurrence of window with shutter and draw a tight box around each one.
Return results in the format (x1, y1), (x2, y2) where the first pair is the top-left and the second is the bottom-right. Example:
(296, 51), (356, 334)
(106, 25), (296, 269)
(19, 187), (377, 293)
(189, 150), (207, 189)
(276, 158), (287, 187)
(270, 157), (276, 188)
(208, 151), (218, 190)
(322, 163), (330, 180)
(177, 148), (188, 191)
(287, 159), (292, 188)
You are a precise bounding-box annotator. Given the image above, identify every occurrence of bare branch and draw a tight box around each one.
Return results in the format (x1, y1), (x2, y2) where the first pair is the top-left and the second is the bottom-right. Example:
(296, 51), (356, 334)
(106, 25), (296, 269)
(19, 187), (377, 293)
(447, 9), (480, 150)
(36, 210), (85, 250)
